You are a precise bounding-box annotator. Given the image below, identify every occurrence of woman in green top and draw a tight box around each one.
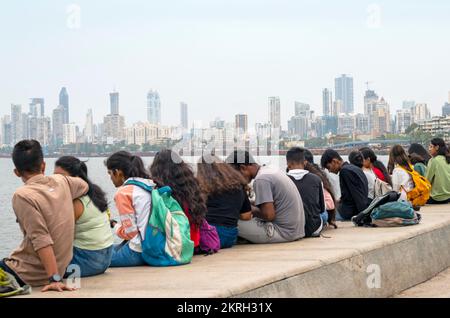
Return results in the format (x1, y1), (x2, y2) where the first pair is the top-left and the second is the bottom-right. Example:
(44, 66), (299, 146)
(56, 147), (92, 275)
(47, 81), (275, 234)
(54, 156), (114, 277)
(426, 138), (450, 204)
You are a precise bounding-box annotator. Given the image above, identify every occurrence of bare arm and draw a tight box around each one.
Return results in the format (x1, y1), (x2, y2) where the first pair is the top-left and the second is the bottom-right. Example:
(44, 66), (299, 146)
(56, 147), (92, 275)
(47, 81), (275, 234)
(73, 199), (84, 221)
(252, 202), (276, 222)
(37, 246), (75, 292)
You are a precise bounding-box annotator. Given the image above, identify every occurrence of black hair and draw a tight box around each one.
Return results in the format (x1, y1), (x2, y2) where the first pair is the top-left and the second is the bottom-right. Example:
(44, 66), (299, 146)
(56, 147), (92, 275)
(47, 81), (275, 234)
(304, 149), (314, 165)
(225, 150), (257, 170)
(430, 138), (450, 164)
(55, 156), (108, 212)
(359, 147), (392, 186)
(105, 151), (150, 179)
(150, 149), (206, 228)
(12, 140), (43, 174)
(286, 147), (306, 164)
(320, 149), (342, 169)
(348, 151), (364, 168)
(408, 143), (431, 165)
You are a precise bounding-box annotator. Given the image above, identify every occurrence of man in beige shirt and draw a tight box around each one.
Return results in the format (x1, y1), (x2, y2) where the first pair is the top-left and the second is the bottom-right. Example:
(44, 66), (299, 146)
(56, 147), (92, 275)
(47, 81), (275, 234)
(0, 140), (88, 292)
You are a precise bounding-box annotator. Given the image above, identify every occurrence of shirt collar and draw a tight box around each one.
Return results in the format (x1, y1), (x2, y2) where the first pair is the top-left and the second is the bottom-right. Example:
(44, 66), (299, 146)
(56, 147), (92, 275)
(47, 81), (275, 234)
(25, 174), (47, 185)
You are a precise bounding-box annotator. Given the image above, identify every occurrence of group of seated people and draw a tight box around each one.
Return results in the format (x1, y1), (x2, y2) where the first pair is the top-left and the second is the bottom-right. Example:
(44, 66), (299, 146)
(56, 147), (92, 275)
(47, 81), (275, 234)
(1, 137), (450, 295)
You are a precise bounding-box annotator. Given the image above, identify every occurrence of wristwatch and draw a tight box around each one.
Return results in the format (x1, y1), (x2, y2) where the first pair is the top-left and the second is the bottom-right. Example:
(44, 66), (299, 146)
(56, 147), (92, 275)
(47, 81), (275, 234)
(49, 274), (62, 284)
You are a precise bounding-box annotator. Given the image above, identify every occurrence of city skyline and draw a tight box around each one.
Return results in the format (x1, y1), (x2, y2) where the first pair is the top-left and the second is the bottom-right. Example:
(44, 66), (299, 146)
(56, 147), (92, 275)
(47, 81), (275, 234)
(1, 1), (450, 129)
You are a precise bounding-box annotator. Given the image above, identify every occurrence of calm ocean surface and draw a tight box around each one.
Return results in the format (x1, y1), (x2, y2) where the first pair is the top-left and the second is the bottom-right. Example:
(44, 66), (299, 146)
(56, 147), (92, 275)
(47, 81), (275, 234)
(0, 155), (388, 258)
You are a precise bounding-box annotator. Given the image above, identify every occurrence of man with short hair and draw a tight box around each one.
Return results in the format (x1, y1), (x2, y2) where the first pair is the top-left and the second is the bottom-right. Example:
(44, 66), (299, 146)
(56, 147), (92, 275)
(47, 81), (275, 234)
(320, 149), (369, 220)
(226, 150), (305, 243)
(286, 147), (325, 237)
(0, 140), (88, 293)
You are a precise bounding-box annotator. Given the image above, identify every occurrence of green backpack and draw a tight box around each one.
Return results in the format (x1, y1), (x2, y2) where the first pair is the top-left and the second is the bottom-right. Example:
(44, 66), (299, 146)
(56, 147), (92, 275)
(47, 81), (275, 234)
(124, 180), (194, 266)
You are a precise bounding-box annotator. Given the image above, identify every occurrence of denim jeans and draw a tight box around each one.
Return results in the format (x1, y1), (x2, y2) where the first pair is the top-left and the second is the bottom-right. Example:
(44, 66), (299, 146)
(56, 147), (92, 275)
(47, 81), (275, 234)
(67, 245), (113, 278)
(320, 211), (329, 225)
(211, 224), (238, 249)
(110, 242), (146, 267)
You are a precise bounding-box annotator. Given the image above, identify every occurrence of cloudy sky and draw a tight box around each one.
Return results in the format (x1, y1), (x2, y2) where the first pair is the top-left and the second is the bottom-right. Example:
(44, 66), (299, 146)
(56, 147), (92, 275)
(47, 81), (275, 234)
(1, 0), (449, 129)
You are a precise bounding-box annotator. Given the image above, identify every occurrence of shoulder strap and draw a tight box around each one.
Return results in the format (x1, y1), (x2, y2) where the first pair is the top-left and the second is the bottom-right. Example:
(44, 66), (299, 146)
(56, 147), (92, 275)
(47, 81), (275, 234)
(124, 179), (154, 193)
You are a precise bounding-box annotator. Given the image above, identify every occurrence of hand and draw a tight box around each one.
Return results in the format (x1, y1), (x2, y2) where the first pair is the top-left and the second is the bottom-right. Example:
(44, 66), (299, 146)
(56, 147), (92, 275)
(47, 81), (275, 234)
(41, 282), (76, 292)
(110, 220), (117, 228)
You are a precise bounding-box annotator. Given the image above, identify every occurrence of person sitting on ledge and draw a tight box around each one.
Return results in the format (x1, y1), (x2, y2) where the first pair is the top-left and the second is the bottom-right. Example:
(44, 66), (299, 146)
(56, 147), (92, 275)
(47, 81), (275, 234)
(226, 150), (305, 244)
(106, 151), (155, 267)
(197, 154), (252, 249)
(321, 149), (369, 221)
(54, 156), (114, 278)
(286, 147), (325, 237)
(0, 140), (88, 292)
(426, 138), (450, 204)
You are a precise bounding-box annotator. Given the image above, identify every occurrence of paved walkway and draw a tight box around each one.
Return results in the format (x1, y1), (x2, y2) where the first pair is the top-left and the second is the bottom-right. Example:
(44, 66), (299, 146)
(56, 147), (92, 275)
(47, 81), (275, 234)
(22, 204), (450, 298)
(396, 267), (450, 298)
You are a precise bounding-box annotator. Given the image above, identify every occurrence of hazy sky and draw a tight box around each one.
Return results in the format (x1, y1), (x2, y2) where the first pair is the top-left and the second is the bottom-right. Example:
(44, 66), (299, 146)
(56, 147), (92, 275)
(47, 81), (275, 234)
(1, 0), (449, 129)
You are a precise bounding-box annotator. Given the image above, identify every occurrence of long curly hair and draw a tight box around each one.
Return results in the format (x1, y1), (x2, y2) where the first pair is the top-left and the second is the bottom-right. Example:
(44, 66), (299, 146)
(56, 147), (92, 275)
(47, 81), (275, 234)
(150, 149), (206, 228)
(197, 154), (250, 196)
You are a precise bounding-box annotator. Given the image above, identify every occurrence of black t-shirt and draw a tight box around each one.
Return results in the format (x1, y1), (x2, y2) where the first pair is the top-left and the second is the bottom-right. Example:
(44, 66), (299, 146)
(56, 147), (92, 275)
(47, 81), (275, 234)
(339, 162), (370, 219)
(205, 188), (252, 228)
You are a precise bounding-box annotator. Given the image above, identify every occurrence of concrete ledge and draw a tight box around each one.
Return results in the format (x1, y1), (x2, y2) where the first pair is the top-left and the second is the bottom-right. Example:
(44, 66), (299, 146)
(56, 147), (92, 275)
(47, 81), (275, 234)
(24, 204), (450, 298)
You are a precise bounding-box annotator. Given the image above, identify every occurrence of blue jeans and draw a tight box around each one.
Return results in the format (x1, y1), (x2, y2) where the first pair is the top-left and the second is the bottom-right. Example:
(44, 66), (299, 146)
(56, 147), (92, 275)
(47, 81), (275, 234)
(67, 245), (113, 278)
(320, 211), (329, 225)
(212, 224), (238, 249)
(110, 242), (146, 267)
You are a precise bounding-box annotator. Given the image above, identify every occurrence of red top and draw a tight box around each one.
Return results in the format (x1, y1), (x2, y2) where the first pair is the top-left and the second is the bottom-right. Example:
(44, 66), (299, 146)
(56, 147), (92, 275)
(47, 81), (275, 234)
(373, 167), (385, 181)
(183, 201), (200, 247)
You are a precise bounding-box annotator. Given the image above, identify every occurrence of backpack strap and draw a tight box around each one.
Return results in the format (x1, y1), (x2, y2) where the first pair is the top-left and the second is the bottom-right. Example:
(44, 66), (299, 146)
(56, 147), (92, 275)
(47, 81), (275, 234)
(124, 179), (154, 193)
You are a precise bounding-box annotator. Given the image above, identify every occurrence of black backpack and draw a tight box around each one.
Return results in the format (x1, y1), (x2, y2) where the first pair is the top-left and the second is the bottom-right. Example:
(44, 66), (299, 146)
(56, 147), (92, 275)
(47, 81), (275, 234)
(351, 191), (401, 227)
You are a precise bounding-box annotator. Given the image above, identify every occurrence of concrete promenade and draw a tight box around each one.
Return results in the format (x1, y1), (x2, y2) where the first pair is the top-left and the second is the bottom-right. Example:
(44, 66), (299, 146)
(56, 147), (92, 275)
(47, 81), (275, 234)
(24, 204), (450, 298)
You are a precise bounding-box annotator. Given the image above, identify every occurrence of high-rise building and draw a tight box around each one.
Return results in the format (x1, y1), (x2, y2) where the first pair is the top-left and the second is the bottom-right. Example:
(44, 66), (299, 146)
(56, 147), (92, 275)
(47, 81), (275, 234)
(52, 105), (65, 146)
(21, 113), (30, 140)
(147, 90), (161, 125)
(235, 114), (248, 135)
(396, 109), (413, 134)
(442, 102), (450, 117)
(103, 114), (125, 143)
(210, 117), (225, 129)
(402, 100), (416, 110)
(355, 114), (369, 134)
(1, 115), (12, 146)
(110, 91), (119, 115)
(63, 123), (77, 145)
(369, 97), (391, 137)
(29, 98), (45, 117)
(30, 117), (51, 146)
(288, 116), (308, 139)
(333, 100), (344, 115)
(321, 115), (338, 136)
(180, 102), (188, 130)
(294, 102), (312, 118)
(364, 90), (379, 115)
(335, 74), (354, 114)
(59, 87), (69, 124)
(84, 109), (94, 143)
(411, 103), (430, 123)
(322, 89), (332, 116)
(268, 96), (281, 129)
(11, 104), (23, 144)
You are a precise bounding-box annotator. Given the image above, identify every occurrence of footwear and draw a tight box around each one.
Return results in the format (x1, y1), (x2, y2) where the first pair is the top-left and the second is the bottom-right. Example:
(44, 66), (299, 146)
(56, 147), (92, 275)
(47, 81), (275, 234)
(0, 268), (31, 298)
